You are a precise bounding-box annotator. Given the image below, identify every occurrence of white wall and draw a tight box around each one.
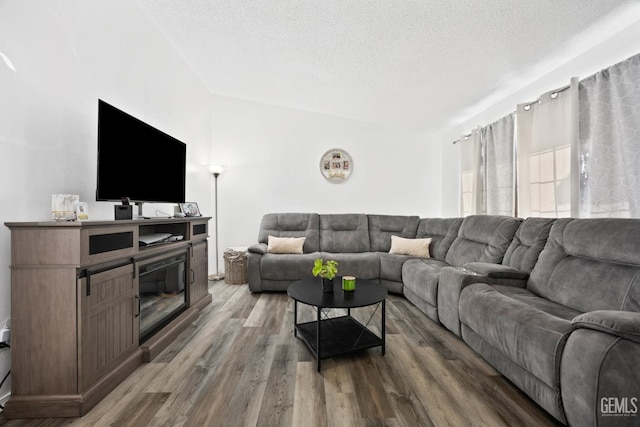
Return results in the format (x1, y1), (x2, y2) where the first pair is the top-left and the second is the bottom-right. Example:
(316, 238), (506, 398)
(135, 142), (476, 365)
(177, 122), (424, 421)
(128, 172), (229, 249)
(439, 19), (640, 216)
(0, 0), (212, 401)
(209, 95), (441, 264)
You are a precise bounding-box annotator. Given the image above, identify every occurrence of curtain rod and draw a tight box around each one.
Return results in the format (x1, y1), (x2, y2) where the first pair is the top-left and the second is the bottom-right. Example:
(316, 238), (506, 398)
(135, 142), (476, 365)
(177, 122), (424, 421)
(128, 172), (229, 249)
(521, 83), (571, 111)
(452, 133), (471, 145)
(452, 80), (573, 145)
(452, 111), (515, 145)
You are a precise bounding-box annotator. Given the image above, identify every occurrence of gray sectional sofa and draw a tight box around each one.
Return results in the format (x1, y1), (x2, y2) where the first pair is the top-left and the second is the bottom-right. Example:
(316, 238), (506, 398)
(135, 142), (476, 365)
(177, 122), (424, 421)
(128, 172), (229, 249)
(247, 212), (640, 426)
(248, 213), (423, 293)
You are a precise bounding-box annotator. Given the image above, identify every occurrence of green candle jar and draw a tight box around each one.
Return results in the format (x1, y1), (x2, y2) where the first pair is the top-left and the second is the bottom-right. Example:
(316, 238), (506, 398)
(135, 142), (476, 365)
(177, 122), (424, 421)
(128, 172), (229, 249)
(342, 276), (356, 291)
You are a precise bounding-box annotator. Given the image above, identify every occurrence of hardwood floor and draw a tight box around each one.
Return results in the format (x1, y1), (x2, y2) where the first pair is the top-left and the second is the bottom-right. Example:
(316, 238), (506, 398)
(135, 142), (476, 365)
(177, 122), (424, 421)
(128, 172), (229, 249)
(0, 281), (561, 427)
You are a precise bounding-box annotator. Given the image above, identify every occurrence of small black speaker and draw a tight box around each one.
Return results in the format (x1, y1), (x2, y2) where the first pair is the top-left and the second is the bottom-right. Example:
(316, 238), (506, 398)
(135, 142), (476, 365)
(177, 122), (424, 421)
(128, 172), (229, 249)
(114, 205), (133, 221)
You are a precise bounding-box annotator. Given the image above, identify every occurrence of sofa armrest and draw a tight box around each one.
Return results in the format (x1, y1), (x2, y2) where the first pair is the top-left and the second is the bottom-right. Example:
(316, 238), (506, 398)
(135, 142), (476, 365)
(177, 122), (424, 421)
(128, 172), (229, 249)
(248, 243), (268, 255)
(561, 327), (640, 426)
(572, 310), (640, 343)
(463, 262), (529, 280)
(438, 266), (489, 337)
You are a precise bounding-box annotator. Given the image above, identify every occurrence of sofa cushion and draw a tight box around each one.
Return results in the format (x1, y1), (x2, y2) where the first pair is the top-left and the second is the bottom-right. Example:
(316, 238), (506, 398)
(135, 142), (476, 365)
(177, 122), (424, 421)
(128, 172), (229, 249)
(415, 217), (463, 260)
(319, 252), (380, 280)
(389, 236), (432, 257)
(267, 236), (305, 254)
(258, 213), (320, 253)
(402, 258), (450, 307)
(502, 217), (555, 273)
(459, 283), (579, 389)
(379, 252), (417, 282)
(259, 252), (321, 281)
(445, 215), (522, 267)
(528, 218), (640, 313)
(368, 215), (419, 252)
(320, 214), (370, 253)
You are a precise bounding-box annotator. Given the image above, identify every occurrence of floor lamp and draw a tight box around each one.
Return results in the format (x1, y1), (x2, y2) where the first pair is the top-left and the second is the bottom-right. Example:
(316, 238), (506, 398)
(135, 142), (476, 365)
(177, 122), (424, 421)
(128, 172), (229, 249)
(208, 164), (225, 281)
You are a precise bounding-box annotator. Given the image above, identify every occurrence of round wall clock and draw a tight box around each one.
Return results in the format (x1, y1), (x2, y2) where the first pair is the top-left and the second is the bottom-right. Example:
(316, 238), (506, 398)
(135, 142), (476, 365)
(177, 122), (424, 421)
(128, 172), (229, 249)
(319, 148), (353, 183)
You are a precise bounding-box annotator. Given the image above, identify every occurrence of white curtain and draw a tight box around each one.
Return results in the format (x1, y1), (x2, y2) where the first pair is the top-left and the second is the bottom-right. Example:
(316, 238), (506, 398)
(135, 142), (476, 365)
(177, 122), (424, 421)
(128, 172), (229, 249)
(579, 53), (640, 218)
(459, 127), (483, 216)
(516, 78), (579, 218)
(484, 114), (515, 216)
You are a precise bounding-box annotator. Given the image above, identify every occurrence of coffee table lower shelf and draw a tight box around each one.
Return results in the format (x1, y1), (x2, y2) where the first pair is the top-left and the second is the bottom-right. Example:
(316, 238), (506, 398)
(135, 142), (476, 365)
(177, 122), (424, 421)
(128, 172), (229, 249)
(294, 315), (384, 371)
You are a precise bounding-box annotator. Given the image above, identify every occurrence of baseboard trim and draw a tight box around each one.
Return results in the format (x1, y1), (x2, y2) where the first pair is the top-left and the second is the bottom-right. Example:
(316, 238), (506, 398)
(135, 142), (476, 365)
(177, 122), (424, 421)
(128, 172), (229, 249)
(0, 392), (11, 410)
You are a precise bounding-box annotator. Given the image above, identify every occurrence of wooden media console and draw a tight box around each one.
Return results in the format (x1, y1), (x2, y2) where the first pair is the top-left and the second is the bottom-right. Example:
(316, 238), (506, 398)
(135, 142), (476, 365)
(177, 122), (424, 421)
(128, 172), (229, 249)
(3, 217), (211, 419)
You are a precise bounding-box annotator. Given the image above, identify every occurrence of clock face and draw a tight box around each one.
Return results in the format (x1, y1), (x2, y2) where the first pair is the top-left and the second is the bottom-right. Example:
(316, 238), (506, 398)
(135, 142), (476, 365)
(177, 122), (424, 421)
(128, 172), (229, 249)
(320, 148), (353, 183)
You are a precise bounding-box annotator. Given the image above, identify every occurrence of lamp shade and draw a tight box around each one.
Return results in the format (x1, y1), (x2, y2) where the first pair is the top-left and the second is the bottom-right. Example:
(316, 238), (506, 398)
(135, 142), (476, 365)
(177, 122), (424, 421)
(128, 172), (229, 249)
(208, 164), (225, 175)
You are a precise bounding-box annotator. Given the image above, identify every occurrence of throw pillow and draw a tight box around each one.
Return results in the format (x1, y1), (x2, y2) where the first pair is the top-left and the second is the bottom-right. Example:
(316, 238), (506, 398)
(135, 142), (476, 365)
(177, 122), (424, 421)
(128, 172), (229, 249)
(267, 236), (306, 254)
(389, 235), (431, 258)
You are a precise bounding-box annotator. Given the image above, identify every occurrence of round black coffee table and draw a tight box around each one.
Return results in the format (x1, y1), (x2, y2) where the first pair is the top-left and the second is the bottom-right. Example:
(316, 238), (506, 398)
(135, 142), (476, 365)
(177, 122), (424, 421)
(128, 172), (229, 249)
(287, 277), (387, 372)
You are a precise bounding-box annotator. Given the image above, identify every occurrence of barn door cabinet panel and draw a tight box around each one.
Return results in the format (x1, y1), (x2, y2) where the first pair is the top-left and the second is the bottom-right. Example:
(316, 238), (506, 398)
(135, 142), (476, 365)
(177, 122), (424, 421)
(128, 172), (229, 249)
(3, 217), (211, 419)
(79, 262), (139, 390)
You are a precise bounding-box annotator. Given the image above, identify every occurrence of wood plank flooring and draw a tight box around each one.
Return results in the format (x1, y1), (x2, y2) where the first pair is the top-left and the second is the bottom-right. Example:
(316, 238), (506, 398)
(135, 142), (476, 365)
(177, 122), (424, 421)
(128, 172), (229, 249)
(0, 281), (561, 427)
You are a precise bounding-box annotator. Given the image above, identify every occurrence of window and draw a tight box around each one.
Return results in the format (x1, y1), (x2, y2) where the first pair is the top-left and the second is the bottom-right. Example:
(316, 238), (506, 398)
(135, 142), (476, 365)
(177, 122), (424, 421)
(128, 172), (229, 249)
(516, 79), (578, 218)
(524, 145), (571, 217)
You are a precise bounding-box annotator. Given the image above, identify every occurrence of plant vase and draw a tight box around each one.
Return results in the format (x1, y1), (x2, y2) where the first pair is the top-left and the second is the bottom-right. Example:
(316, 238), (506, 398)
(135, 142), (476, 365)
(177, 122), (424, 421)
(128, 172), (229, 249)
(313, 258), (338, 294)
(322, 277), (334, 293)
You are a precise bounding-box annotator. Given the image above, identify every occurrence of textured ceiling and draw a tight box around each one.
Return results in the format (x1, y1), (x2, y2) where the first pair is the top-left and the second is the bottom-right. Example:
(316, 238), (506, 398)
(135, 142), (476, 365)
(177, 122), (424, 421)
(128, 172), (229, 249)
(136, 0), (640, 131)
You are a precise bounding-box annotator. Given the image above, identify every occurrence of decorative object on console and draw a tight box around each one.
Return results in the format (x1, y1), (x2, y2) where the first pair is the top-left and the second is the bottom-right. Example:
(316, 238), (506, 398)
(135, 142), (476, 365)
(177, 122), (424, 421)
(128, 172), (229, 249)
(312, 258), (338, 293)
(74, 202), (89, 221)
(179, 202), (201, 217)
(319, 148), (353, 183)
(114, 197), (133, 221)
(342, 276), (356, 291)
(208, 164), (225, 280)
(51, 194), (79, 221)
(114, 205), (133, 220)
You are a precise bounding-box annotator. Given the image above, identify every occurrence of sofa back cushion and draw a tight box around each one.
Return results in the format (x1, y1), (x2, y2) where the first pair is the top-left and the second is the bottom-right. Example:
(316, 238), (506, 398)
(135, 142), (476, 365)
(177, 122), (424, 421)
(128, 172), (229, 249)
(502, 217), (556, 273)
(528, 218), (640, 313)
(445, 215), (522, 267)
(320, 214), (370, 253)
(415, 218), (463, 260)
(368, 215), (419, 252)
(258, 213), (320, 253)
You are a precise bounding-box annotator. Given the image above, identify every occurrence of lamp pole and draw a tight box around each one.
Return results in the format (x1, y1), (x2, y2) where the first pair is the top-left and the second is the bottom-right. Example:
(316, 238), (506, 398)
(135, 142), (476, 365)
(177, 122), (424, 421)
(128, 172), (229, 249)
(208, 165), (225, 280)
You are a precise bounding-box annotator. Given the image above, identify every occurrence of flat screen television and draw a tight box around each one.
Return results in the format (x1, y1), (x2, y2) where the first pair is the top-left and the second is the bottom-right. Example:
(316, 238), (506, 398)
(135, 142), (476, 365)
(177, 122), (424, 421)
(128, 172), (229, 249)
(96, 99), (186, 205)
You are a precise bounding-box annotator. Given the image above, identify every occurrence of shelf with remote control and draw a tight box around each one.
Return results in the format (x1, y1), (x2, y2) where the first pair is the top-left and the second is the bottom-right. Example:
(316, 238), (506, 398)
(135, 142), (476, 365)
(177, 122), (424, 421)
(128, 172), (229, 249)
(3, 216), (211, 419)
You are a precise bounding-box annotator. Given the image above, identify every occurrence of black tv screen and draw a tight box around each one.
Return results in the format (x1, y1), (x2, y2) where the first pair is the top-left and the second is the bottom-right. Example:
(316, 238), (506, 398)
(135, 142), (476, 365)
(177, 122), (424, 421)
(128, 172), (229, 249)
(96, 100), (186, 204)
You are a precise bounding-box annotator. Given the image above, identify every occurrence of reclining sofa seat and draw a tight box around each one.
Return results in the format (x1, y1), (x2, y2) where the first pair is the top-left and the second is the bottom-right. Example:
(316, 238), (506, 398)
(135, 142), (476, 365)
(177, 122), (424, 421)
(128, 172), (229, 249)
(437, 217), (556, 336)
(247, 213), (321, 292)
(399, 218), (463, 319)
(368, 214), (420, 294)
(317, 213), (380, 281)
(458, 218), (640, 426)
(402, 215), (521, 323)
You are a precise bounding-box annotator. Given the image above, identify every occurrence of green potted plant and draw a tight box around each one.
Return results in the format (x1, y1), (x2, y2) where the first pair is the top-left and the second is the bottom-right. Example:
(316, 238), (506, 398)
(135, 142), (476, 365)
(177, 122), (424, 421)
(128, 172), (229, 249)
(312, 258), (338, 293)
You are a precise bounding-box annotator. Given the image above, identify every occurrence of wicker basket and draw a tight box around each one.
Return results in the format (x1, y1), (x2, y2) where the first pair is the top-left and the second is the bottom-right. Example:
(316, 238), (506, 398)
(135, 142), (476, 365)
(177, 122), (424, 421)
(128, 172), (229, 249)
(224, 247), (248, 285)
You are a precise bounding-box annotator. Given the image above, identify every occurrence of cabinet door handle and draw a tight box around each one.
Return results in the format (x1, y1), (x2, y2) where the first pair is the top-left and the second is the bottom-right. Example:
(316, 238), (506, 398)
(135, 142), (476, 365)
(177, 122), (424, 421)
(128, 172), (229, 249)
(191, 269), (195, 284)
(134, 295), (140, 318)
